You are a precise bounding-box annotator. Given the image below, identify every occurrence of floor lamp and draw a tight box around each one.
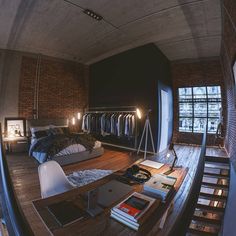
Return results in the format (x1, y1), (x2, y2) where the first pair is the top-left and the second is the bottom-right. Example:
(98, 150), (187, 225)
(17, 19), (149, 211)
(137, 110), (156, 159)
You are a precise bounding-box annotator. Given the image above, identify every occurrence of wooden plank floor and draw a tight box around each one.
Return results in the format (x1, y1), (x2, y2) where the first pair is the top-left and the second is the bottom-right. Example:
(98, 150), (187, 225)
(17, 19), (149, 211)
(4, 145), (228, 236)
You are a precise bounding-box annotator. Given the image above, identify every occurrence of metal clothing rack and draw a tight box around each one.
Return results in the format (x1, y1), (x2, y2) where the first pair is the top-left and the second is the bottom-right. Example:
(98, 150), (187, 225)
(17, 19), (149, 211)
(85, 106), (138, 113)
(83, 106), (139, 150)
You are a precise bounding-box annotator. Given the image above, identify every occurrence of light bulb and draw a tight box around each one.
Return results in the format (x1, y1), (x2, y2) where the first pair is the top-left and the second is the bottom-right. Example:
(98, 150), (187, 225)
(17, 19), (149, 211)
(136, 108), (142, 119)
(72, 117), (76, 125)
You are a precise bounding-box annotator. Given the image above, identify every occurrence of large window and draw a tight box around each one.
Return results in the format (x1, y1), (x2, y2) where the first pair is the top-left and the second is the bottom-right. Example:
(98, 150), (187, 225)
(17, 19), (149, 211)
(178, 86), (221, 133)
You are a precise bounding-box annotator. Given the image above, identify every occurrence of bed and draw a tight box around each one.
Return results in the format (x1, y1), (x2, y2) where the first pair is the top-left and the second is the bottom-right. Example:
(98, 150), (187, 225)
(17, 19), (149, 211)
(27, 119), (104, 166)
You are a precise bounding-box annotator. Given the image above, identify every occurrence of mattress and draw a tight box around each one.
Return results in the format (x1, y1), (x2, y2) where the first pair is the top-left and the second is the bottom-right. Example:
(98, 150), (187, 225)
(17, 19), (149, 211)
(51, 147), (104, 166)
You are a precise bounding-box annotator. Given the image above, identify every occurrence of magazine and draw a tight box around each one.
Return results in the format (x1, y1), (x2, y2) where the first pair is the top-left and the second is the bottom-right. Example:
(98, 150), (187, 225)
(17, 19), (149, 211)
(112, 192), (155, 223)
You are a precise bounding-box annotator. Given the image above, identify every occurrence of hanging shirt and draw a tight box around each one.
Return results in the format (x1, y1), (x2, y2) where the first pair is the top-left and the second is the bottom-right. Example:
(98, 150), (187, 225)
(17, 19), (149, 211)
(124, 114), (129, 136)
(110, 114), (115, 134)
(131, 115), (136, 136)
(82, 114), (86, 132)
(117, 114), (123, 137)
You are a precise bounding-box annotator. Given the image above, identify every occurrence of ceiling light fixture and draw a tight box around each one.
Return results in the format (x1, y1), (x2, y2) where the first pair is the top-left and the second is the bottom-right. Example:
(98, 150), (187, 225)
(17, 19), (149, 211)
(83, 9), (103, 21)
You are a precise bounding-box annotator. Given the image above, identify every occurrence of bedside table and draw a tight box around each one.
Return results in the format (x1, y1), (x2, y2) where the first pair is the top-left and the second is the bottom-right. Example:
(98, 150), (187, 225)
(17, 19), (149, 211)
(3, 137), (29, 153)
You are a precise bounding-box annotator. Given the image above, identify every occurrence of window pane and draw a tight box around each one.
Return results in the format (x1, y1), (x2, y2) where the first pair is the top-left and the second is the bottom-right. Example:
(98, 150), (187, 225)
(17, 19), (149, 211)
(208, 102), (221, 117)
(193, 118), (207, 133)
(178, 86), (221, 134)
(193, 87), (207, 100)
(207, 86), (221, 99)
(179, 103), (193, 117)
(179, 118), (192, 132)
(208, 118), (219, 133)
(194, 103), (207, 117)
(178, 88), (192, 102)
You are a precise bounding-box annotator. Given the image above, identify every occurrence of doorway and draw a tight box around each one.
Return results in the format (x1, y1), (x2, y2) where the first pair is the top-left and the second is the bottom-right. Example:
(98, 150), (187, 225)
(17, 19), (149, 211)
(159, 89), (169, 152)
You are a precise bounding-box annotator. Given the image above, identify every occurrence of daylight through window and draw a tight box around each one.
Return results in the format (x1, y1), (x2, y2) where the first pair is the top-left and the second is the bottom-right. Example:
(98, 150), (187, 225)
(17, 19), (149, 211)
(178, 86), (222, 133)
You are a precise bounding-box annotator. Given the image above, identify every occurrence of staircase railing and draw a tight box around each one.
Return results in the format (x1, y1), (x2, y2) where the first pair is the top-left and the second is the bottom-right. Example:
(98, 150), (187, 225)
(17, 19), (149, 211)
(168, 125), (207, 236)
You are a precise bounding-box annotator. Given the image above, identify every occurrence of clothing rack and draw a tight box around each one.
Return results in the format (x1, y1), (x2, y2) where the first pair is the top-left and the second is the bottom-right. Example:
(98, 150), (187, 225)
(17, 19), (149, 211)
(83, 110), (137, 113)
(85, 105), (136, 110)
(83, 106), (140, 150)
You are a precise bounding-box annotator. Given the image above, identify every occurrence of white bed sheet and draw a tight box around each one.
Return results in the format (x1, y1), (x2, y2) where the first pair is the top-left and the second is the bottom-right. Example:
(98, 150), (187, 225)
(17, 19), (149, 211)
(54, 141), (101, 157)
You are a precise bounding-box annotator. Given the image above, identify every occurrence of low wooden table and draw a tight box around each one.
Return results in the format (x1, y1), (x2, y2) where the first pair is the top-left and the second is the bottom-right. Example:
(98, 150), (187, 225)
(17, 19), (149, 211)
(33, 163), (188, 236)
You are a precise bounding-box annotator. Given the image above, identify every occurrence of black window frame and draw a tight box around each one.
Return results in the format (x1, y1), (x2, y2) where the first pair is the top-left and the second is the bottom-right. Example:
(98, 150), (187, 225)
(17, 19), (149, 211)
(178, 86), (222, 134)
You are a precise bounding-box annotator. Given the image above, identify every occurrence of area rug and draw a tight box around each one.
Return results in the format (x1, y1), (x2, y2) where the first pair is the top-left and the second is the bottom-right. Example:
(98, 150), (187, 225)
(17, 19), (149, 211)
(67, 169), (113, 187)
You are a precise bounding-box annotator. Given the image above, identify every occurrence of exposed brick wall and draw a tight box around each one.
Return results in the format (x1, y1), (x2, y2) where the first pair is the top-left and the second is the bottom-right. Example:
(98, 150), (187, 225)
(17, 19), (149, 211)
(171, 59), (226, 145)
(221, 0), (236, 165)
(19, 56), (89, 120)
(220, 2), (236, 233)
(18, 57), (37, 119)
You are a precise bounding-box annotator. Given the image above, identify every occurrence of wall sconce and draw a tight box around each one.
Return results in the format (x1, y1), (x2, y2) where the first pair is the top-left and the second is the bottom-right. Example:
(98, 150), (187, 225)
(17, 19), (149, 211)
(77, 112), (81, 120)
(72, 117), (76, 125)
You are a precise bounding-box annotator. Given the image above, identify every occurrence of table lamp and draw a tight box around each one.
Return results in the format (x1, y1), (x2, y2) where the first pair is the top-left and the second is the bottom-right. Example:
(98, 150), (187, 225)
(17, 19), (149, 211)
(164, 143), (178, 175)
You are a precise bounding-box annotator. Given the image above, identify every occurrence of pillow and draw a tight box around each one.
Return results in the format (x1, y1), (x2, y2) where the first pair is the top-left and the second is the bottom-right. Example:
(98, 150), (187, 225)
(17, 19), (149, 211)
(49, 124), (68, 129)
(48, 127), (64, 135)
(49, 125), (70, 135)
(61, 127), (70, 135)
(30, 125), (50, 137)
(34, 130), (49, 139)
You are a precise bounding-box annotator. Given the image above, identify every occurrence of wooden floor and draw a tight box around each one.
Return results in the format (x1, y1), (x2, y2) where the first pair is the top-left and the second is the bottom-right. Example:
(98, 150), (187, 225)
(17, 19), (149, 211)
(5, 145), (228, 236)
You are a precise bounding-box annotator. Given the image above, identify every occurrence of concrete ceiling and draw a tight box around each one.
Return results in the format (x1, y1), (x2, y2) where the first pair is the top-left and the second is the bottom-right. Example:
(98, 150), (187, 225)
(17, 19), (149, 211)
(0, 0), (222, 64)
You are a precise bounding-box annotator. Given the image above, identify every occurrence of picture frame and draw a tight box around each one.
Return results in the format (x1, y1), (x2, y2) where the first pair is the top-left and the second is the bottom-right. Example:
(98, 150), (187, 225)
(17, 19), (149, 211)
(4, 117), (26, 137)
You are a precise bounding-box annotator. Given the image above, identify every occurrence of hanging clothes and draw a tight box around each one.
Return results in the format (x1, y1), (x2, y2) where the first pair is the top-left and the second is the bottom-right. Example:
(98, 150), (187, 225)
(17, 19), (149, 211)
(82, 112), (136, 138)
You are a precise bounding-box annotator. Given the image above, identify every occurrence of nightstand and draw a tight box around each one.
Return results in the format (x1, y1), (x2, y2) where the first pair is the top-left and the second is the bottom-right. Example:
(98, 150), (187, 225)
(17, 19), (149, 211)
(3, 136), (29, 153)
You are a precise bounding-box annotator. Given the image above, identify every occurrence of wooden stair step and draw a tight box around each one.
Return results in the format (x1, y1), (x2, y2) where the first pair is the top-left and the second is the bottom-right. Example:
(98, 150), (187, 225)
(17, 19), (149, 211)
(199, 192), (227, 201)
(201, 182), (229, 190)
(192, 215), (222, 226)
(205, 155), (229, 164)
(194, 209), (223, 221)
(204, 162), (230, 170)
(196, 204), (225, 213)
(187, 227), (219, 236)
(204, 166), (229, 174)
(202, 177), (229, 186)
(197, 198), (225, 209)
(203, 172), (229, 179)
(188, 220), (221, 235)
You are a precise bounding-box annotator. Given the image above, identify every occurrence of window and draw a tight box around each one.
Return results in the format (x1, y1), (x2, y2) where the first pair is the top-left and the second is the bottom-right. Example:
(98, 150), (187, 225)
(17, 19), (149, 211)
(178, 86), (221, 133)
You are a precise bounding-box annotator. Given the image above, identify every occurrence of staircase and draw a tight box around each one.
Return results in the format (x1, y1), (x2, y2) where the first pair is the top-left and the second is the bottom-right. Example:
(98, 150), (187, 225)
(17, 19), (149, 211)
(187, 155), (230, 236)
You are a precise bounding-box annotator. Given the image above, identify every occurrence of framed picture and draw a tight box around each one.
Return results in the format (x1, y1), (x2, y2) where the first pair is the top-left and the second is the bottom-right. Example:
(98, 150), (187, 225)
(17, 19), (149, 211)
(4, 117), (26, 137)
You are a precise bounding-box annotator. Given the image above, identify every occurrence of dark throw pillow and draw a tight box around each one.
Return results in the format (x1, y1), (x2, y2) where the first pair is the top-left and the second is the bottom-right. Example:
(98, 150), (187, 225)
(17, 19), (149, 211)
(61, 127), (70, 135)
(49, 127), (64, 135)
(34, 130), (49, 139)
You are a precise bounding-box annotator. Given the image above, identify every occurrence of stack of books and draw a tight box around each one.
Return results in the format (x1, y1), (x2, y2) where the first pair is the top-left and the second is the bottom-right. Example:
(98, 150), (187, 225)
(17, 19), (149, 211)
(110, 192), (157, 231)
(143, 173), (177, 201)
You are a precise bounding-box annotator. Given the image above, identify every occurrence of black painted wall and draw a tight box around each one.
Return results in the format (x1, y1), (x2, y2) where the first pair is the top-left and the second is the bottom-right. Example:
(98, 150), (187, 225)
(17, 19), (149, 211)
(89, 44), (172, 150)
